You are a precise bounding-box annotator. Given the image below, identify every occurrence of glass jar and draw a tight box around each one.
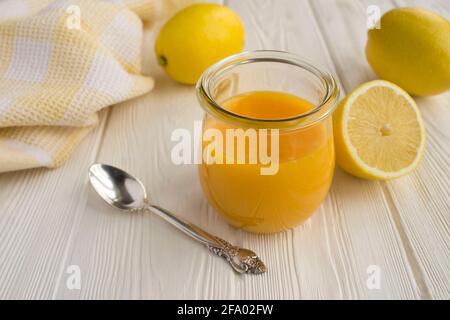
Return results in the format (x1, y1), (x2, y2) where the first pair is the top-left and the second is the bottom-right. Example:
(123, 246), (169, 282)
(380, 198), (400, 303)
(196, 50), (339, 233)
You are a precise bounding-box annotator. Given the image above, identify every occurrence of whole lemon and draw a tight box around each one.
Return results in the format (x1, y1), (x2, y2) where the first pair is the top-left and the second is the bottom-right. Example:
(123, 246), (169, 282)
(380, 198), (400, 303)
(155, 3), (244, 85)
(366, 7), (450, 96)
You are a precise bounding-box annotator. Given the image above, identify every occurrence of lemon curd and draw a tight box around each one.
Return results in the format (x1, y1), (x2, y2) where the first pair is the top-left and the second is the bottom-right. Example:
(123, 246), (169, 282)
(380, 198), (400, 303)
(199, 91), (335, 233)
(196, 51), (339, 234)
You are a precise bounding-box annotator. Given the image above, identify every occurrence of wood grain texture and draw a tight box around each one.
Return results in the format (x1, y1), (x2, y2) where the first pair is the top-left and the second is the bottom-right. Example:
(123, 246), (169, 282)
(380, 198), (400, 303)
(0, 111), (108, 299)
(228, 0), (423, 299)
(0, 0), (448, 300)
(389, 0), (450, 300)
(54, 0), (238, 300)
(310, 0), (450, 299)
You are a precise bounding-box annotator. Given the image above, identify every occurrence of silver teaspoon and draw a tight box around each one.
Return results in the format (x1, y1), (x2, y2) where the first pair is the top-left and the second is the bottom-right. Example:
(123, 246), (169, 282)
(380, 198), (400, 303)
(88, 163), (267, 275)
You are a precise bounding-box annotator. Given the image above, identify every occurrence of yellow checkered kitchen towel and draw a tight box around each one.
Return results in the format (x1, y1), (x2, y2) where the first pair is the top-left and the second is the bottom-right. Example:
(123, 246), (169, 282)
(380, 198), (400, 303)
(0, 0), (196, 173)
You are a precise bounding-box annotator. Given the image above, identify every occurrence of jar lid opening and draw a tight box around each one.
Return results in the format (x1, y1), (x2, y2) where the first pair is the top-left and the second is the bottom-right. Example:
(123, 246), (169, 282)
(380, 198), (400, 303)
(196, 50), (340, 130)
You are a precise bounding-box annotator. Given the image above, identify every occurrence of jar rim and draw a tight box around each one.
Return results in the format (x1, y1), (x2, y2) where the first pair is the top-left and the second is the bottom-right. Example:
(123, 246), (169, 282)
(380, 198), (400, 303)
(196, 50), (340, 129)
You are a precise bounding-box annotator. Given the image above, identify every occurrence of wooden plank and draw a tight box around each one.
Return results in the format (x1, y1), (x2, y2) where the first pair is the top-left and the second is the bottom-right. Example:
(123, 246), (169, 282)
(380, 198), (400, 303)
(2, 0), (444, 299)
(233, 1), (419, 298)
(53, 0), (238, 300)
(227, 0), (422, 299)
(387, 0), (450, 299)
(310, 0), (450, 299)
(53, 0), (425, 299)
(0, 111), (108, 299)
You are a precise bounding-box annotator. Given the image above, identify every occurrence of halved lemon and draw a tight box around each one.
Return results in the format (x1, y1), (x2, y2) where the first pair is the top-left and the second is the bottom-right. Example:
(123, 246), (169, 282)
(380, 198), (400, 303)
(333, 80), (426, 180)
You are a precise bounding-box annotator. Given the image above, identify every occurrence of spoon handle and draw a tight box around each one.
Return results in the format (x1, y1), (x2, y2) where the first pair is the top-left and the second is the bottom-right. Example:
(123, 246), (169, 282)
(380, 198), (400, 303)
(146, 204), (266, 274)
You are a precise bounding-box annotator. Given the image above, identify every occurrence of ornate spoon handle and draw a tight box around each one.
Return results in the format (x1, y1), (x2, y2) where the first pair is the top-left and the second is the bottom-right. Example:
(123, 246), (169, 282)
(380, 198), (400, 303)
(147, 204), (266, 274)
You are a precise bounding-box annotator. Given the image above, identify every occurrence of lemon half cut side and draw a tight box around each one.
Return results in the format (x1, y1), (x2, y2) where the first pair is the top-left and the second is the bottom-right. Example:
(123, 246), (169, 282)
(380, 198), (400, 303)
(333, 80), (426, 180)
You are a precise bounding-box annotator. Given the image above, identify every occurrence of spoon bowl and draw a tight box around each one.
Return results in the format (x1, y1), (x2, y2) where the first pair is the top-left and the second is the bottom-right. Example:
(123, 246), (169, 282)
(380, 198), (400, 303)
(89, 164), (147, 211)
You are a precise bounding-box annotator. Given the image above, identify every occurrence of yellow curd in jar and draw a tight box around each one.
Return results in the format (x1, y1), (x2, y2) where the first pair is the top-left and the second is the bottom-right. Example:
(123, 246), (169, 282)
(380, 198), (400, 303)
(199, 91), (335, 233)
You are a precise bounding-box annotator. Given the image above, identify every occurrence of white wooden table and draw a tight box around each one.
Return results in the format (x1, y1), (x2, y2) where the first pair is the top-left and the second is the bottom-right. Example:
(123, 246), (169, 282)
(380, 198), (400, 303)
(0, 0), (449, 300)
